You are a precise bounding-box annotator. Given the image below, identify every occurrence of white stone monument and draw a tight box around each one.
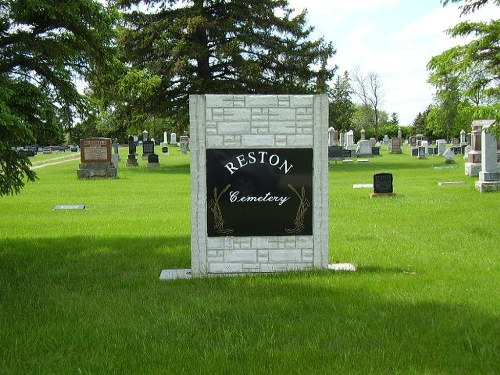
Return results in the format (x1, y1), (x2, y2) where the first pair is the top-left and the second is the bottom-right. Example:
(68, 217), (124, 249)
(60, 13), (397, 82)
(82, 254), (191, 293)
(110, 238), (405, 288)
(184, 94), (329, 276)
(437, 139), (447, 156)
(170, 132), (177, 145)
(356, 140), (372, 157)
(475, 121), (499, 192)
(421, 140), (429, 156)
(345, 130), (355, 150)
(465, 120), (490, 176)
(328, 127), (335, 146)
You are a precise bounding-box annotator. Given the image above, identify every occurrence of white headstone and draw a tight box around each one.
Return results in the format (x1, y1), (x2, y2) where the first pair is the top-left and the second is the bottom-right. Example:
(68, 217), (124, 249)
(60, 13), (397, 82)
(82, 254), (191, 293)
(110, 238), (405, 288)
(460, 129), (467, 145)
(443, 148), (455, 163)
(421, 140), (429, 155)
(345, 130), (354, 150)
(170, 132), (177, 145)
(437, 139), (447, 156)
(478, 126), (499, 182)
(328, 127), (335, 146)
(475, 121), (500, 192)
(356, 140), (372, 156)
(163, 131), (168, 144)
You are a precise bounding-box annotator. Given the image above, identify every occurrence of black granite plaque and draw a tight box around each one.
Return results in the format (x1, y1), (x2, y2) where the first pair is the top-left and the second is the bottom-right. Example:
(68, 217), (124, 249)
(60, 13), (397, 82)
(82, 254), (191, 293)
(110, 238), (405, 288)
(142, 141), (154, 154)
(373, 173), (393, 194)
(206, 148), (313, 237)
(372, 147), (380, 156)
(148, 153), (159, 163)
(328, 145), (343, 158)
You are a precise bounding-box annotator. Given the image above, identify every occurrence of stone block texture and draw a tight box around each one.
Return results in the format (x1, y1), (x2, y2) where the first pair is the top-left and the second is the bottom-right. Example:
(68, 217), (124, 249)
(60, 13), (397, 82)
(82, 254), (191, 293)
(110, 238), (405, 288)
(190, 94), (329, 275)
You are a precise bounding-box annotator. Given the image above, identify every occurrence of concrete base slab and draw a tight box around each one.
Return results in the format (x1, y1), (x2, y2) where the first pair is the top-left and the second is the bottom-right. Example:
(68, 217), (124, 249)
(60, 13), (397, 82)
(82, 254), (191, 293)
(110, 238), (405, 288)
(353, 184), (373, 189)
(159, 269), (192, 280)
(475, 180), (500, 193)
(328, 263), (356, 272)
(438, 181), (465, 186)
(160, 263), (357, 280)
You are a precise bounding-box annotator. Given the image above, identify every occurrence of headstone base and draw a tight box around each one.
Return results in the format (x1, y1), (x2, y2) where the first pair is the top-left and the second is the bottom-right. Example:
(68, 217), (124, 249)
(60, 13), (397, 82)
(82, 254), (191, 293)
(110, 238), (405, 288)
(147, 162), (160, 168)
(475, 180), (500, 193)
(126, 155), (138, 166)
(370, 193), (396, 198)
(77, 163), (117, 178)
(465, 163), (481, 177)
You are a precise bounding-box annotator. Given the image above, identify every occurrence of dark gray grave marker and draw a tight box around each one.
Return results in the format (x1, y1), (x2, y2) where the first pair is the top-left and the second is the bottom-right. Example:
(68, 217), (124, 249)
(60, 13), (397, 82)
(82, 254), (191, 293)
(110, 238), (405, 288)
(371, 173), (395, 197)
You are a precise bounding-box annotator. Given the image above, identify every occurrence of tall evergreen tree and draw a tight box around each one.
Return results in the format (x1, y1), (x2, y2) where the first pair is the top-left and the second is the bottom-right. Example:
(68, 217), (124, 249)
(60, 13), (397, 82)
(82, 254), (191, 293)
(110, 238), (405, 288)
(328, 71), (355, 131)
(0, 0), (117, 195)
(114, 0), (336, 130)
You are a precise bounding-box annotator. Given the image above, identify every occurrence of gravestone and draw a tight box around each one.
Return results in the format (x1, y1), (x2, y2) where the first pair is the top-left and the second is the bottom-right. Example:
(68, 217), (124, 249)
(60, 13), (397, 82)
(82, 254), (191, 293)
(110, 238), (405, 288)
(475, 121), (500, 192)
(142, 140), (155, 160)
(411, 147), (418, 157)
(397, 128), (402, 139)
(180, 136), (189, 154)
(345, 130), (354, 150)
(460, 129), (467, 145)
(360, 128), (366, 141)
(437, 139), (447, 156)
(162, 146), (169, 155)
(126, 135), (138, 166)
(417, 146), (426, 159)
(383, 134), (389, 144)
(372, 146), (380, 156)
(371, 173), (394, 197)
(162, 131), (168, 145)
(328, 145), (343, 161)
(369, 138), (377, 147)
(443, 148), (455, 163)
(356, 140), (372, 157)
(328, 127), (335, 146)
(142, 130), (148, 142)
(170, 132), (177, 145)
(465, 120), (491, 176)
(77, 138), (117, 178)
(409, 136), (417, 147)
(187, 94), (328, 276)
(147, 153), (160, 167)
(389, 138), (402, 154)
(421, 140), (429, 156)
(333, 129), (339, 146)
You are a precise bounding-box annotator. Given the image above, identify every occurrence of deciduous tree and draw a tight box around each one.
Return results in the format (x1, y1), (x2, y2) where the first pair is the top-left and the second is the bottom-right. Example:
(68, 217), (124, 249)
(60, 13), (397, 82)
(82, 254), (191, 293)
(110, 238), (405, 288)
(429, 0), (499, 136)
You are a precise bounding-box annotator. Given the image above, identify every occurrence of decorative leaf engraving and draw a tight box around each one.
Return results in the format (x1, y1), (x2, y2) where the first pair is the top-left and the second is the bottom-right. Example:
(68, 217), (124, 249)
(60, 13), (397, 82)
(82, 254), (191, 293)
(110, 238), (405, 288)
(208, 184), (234, 234)
(285, 184), (310, 234)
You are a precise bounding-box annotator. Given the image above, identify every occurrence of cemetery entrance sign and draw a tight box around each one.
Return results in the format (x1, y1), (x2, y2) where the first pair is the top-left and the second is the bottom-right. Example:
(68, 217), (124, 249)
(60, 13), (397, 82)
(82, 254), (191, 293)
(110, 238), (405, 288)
(206, 148), (313, 237)
(190, 94), (328, 275)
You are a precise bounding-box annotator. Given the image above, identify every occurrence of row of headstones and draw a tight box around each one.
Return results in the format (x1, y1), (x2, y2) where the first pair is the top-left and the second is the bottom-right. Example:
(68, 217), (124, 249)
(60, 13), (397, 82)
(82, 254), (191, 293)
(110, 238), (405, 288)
(126, 133), (190, 167)
(19, 145), (79, 157)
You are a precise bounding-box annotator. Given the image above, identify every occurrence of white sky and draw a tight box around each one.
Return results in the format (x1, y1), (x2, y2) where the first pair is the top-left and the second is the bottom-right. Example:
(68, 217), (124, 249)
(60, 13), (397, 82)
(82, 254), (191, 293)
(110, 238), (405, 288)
(287, 0), (500, 125)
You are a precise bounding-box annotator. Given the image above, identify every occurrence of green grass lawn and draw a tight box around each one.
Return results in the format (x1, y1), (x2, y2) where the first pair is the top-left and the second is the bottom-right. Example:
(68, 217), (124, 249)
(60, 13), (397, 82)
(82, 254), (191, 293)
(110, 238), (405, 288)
(0, 146), (498, 374)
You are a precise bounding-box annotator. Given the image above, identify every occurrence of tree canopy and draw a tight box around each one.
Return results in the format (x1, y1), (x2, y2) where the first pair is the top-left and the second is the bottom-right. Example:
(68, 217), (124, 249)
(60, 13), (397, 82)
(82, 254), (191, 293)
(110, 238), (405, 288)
(0, 0), (117, 195)
(428, 0), (499, 136)
(111, 0), (336, 131)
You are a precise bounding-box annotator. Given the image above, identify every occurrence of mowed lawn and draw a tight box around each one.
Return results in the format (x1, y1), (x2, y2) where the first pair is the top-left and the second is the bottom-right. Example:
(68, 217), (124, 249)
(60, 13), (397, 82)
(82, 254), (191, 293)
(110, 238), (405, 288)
(0, 146), (498, 374)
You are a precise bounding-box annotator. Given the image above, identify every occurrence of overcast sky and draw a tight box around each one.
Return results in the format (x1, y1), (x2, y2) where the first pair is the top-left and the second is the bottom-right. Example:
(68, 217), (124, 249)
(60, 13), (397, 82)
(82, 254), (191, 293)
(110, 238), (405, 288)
(287, 0), (500, 125)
